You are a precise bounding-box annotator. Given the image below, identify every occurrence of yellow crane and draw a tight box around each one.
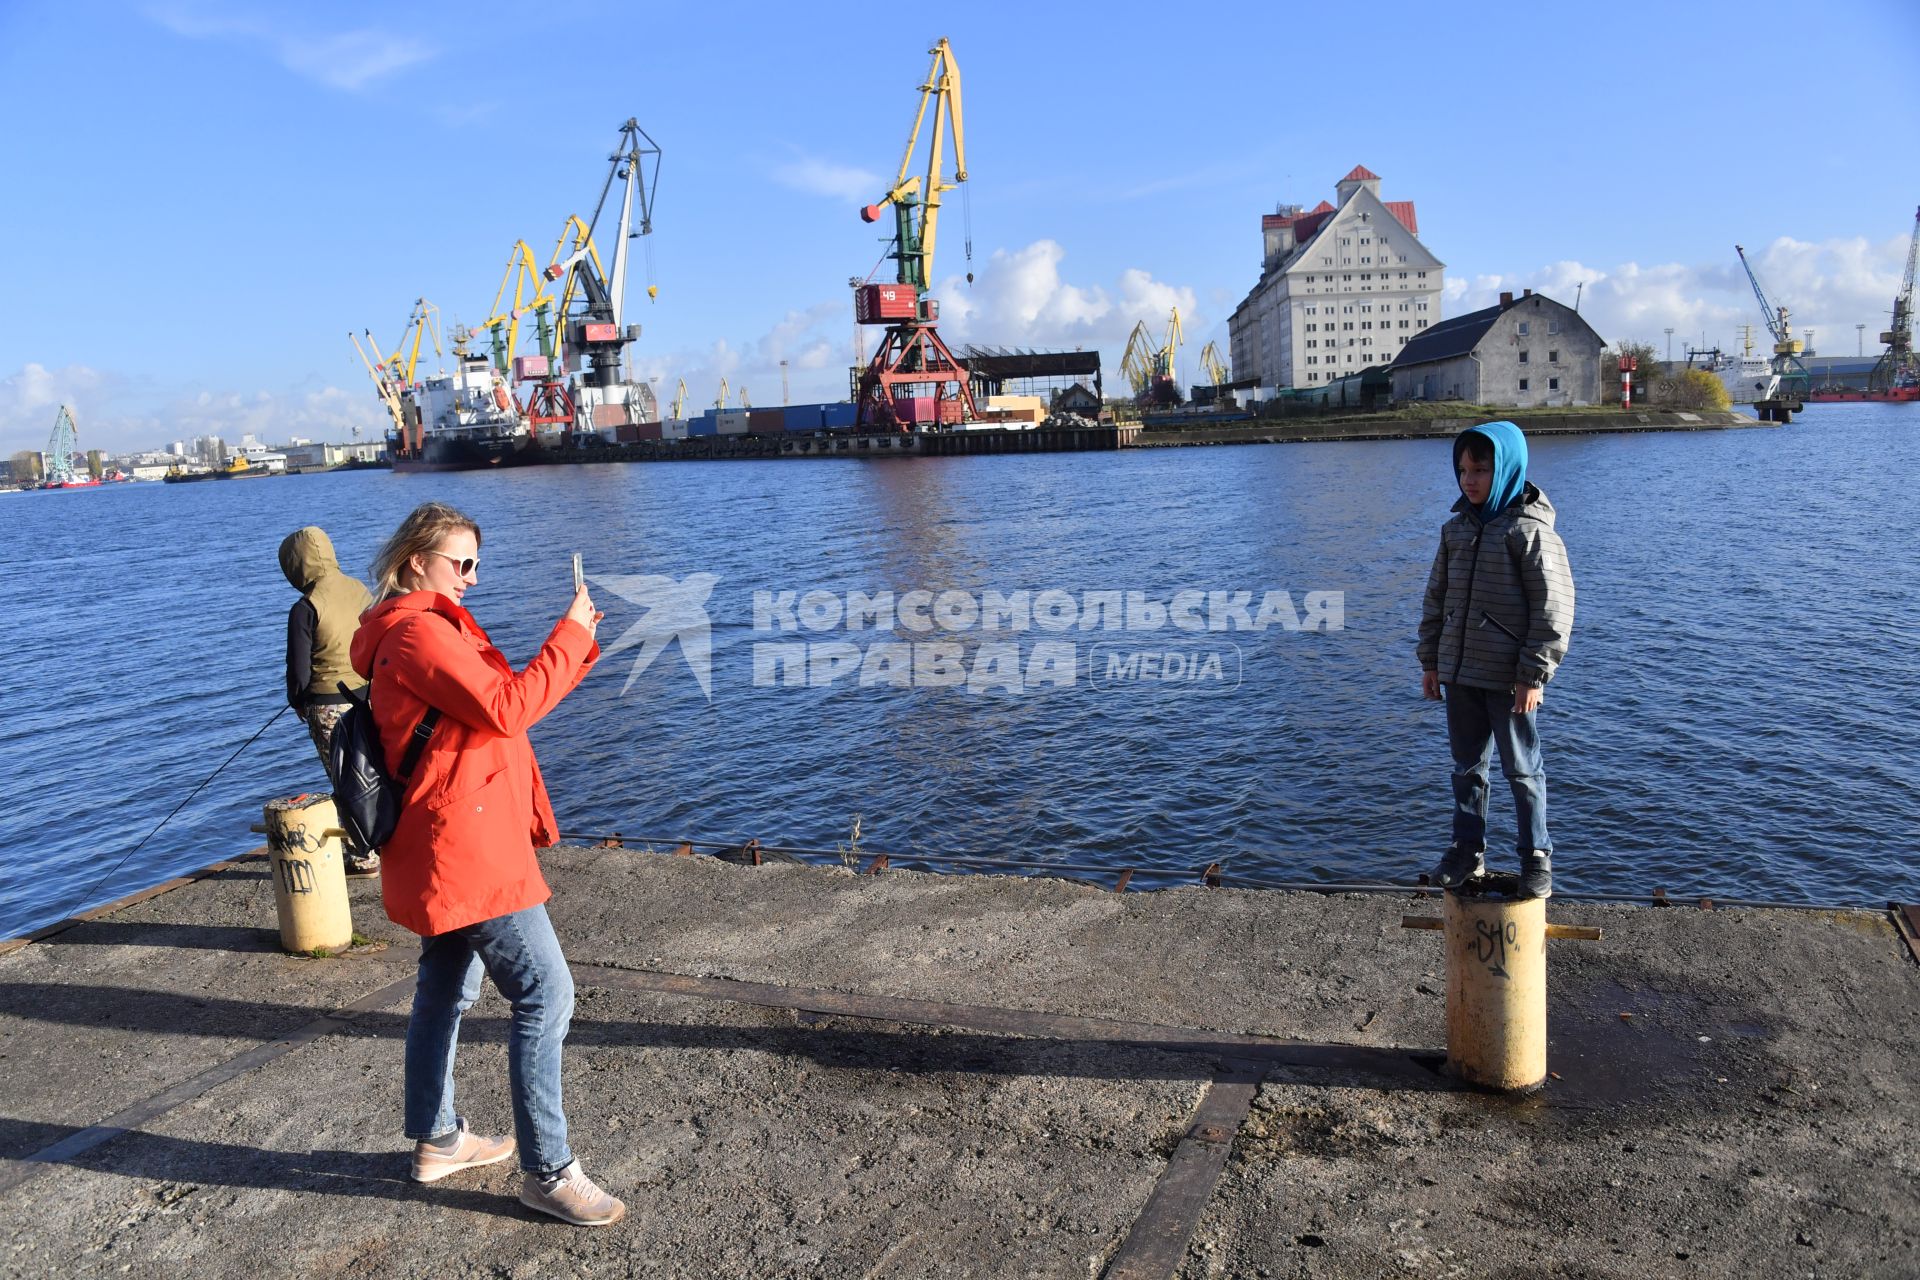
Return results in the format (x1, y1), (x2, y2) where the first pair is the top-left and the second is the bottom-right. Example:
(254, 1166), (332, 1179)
(349, 299), (441, 445)
(1121, 308), (1184, 405)
(739, 386), (752, 410)
(1120, 322), (1156, 397)
(851, 38), (979, 430)
(1198, 340), (1229, 387)
(861, 37), (969, 293)
(671, 378), (688, 419)
(715, 377), (730, 409)
(484, 240), (556, 373)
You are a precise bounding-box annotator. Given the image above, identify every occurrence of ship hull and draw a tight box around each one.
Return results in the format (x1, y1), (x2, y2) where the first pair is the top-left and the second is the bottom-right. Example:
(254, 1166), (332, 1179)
(1805, 385), (1920, 403)
(389, 431), (546, 473)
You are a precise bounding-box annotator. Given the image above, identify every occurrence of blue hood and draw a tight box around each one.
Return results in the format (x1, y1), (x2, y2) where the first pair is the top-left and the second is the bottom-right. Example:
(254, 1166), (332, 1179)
(1456, 420), (1529, 520)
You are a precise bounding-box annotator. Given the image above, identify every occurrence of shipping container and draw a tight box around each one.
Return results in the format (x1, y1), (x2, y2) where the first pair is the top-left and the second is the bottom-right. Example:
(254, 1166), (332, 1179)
(821, 402), (860, 429)
(782, 404), (824, 431)
(938, 398), (964, 425)
(614, 424), (641, 444)
(892, 395), (936, 424)
(716, 410), (751, 435)
(688, 414), (718, 437)
(662, 418), (690, 440)
(633, 421), (663, 441)
(854, 283), (918, 324)
(748, 409), (785, 435)
(513, 355), (551, 381)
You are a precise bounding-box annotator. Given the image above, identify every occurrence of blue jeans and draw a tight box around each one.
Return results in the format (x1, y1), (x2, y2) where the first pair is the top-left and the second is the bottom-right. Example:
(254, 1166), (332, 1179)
(1444, 684), (1550, 856)
(404, 903), (575, 1174)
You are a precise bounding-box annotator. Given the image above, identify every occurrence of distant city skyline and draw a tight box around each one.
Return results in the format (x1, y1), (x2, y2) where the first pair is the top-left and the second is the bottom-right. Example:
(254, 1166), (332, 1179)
(2, 0), (1914, 453)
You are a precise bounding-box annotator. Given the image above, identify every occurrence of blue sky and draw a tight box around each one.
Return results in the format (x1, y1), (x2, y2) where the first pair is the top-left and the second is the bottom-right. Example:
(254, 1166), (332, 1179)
(2, 0), (1915, 454)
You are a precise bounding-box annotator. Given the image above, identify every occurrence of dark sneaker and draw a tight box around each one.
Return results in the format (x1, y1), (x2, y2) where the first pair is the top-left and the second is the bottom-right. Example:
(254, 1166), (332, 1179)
(520, 1160), (626, 1227)
(1429, 845), (1485, 888)
(411, 1118), (514, 1183)
(1519, 851), (1553, 899)
(344, 851), (381, 877)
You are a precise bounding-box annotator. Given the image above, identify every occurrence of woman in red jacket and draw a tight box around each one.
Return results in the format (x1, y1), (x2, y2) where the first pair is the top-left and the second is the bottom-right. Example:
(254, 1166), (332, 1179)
(353, 501), (622, 1227)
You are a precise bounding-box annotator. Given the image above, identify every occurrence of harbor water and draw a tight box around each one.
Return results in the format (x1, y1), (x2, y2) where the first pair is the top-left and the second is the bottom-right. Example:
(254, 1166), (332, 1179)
(2, 403), (1915, 938)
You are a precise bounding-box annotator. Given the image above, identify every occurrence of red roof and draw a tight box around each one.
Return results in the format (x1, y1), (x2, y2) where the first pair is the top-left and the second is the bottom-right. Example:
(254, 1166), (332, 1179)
(1261, 213), (1293, 229)
(1384, 201), (1418, 235)
(1309, 200), (1333, 213)
(1292, 209), (1335, 243)
(1341, 164), (1380, 182)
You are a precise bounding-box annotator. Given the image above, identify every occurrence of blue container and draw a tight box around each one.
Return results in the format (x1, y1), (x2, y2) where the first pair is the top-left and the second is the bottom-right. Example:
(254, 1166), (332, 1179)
(782, 404), (825, 431)
(821, 402), (859, 429)
(689, 412), (718, 437)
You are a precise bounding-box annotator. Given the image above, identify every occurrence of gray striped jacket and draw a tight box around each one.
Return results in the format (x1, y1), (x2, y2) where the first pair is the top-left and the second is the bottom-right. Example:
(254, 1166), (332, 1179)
(1417, 483), (1574, 690)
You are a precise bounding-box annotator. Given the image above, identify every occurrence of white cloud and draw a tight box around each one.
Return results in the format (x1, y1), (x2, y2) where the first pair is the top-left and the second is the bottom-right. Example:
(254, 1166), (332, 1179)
(0, 363), (386, 456)
(772, 155), (885, 203)
(931, 240), (1200, 385)
(146, 4), (432, 91)
(1448, 234), (1909, 359)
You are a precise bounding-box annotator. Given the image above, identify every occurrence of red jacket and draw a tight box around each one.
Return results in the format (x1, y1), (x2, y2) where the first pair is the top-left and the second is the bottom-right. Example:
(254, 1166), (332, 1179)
(350, 591), (598, 936)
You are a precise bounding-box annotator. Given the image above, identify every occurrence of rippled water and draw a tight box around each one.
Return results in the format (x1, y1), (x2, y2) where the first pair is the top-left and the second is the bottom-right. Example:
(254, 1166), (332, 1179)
(3, 403), (1915, 936)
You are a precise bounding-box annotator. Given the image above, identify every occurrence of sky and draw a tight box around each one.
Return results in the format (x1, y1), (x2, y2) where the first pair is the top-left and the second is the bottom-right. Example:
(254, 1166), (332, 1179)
(1, 0), (1915, 455)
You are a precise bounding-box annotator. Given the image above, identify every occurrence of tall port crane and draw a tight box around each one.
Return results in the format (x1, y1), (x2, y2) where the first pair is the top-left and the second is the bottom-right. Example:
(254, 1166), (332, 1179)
(1121, 308), (1184, 406)
(1198, 341), (1230, 389)
(484, 240), (556, 378)
(545, 120), (663, 432)
(1734, 244), (1810, 399)
(351, 299), (441, 451)
(1868, 205), (1919, 394)
(851, 37), (977, 431)
(1120, 322), (1155, 398)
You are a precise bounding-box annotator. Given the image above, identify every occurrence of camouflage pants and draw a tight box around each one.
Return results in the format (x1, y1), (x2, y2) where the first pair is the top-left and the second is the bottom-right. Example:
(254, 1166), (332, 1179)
(304, 703), (371, 857)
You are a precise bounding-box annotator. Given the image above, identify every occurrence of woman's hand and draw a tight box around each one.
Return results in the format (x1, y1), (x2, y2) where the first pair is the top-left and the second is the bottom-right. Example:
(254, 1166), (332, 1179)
(565, 583), (604, 638)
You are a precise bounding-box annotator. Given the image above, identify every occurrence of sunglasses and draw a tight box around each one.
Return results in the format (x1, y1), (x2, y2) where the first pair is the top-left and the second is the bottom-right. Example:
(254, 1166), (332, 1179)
(425, 550), (480, 577)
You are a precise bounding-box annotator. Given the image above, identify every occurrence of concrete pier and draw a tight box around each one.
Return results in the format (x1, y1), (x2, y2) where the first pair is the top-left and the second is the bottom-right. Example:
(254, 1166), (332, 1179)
(1, 847), (1914, 1278)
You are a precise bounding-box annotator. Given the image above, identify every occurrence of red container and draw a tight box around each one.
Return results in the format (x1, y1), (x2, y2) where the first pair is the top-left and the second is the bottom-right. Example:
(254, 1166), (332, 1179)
(855, 283), (918, 324)
(582, 322), (619, 343)
(513, 355), (550, 381)
(614, 423), (641, 444)
(892, 395), (935, 423)
(748, 409), (785, 435)
(633, 421), (663, 441)
(938, 397), (964, 424)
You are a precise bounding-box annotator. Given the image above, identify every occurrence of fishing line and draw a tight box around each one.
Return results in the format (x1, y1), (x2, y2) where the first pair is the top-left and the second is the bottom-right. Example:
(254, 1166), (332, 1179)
(52, 705), (288, 924)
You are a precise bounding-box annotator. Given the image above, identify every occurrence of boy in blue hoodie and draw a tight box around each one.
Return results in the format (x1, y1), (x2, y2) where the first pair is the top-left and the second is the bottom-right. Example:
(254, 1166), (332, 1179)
(1417, 422), (1575, 897)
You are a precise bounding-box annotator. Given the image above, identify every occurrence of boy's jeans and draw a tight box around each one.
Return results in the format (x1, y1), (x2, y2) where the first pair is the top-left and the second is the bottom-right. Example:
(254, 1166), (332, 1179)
(1444, 684), (1551, 855)
(404, 903), (575, 1174)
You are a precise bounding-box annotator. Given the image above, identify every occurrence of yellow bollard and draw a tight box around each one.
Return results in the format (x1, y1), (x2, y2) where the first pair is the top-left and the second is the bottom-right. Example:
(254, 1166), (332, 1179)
(262, 795), (353, 954)
(1441, 878), (1547, 1090)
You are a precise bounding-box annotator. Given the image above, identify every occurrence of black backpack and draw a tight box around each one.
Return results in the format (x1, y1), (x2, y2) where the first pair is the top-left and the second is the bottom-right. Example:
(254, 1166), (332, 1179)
(326, 681), (441, 851)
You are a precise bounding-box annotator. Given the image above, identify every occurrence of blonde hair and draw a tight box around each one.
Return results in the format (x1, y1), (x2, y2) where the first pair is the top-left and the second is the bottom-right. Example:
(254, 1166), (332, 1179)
(371, 502), (483, 601)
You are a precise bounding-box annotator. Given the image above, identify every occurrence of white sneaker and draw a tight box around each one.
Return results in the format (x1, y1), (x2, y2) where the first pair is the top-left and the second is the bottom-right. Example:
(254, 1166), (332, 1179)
(520, 1159), (626, 1227)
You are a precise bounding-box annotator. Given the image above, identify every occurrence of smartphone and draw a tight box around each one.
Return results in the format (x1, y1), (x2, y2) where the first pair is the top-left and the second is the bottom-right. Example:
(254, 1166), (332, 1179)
(571, 552), (584, 593)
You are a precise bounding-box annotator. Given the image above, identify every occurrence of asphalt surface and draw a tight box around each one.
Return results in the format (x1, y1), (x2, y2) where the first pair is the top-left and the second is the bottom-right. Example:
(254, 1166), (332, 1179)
(1, 845), (1913, 1278)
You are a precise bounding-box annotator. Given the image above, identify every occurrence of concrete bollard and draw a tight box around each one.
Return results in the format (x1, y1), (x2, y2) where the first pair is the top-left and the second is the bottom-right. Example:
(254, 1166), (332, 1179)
(1442, 881), (1547, 1090)
(261, 795), (353, 953)
(1402, 874), (1602, 1092)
